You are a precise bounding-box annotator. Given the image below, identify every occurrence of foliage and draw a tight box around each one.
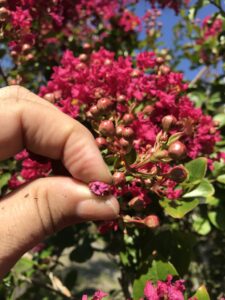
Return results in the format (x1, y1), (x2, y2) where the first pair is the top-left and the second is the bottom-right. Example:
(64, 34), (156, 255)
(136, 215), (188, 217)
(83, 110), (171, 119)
(1, 0), (225, 299)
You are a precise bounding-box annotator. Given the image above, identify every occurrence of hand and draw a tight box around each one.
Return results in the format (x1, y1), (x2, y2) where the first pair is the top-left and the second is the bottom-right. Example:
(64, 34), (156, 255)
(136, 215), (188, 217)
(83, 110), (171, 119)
(0, 86), (119, 280)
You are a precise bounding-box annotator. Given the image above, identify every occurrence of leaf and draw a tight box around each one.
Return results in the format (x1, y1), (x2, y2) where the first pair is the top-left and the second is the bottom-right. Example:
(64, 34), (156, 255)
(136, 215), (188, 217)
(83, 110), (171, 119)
(192, 215), (211, 235)
(0, 173), (11, 190)
(125, 147), (137, 165)
(167, 132), (183, 146)
(217, 174), (225, 184)
(133, 260), (178, 300)
(69, 240), (93, 263)
(185, 157), (207, 182)
(192, 285), (211, 300)
(213, 113), (225, 128)
(183, 179), (214, 198)
(208, 208), (225, 231)
(160, 198), (199, 219)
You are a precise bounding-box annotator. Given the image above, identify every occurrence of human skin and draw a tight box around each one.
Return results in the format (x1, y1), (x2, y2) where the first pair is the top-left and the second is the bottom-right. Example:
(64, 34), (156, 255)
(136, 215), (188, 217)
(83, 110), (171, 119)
(0, 85), (119, 280)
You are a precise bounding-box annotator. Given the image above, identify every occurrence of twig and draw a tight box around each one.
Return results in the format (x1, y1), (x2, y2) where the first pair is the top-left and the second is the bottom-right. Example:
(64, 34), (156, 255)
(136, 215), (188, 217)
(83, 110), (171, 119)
(0, 64), (8, 86)
(209, 0), (225, 16)
(189, 66), (208, 87)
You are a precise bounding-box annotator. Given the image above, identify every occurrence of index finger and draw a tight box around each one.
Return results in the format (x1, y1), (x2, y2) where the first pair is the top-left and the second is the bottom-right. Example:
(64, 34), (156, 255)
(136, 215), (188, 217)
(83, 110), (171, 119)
(0, 86), (112, 184)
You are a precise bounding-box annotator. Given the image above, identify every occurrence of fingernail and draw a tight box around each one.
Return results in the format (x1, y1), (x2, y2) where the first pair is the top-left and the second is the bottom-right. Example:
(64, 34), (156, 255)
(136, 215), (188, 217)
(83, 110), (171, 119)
(76, 195), (119, 220)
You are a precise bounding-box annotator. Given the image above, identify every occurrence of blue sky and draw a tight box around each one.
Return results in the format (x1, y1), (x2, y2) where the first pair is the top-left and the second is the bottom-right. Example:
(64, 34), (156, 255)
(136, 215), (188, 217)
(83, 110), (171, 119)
(135, 0), (220, 80)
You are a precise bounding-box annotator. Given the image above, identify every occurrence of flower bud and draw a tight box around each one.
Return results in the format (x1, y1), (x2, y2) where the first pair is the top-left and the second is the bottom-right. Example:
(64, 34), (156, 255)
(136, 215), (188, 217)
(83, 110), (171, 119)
(96, 137), (107, 149)
(123, 113), (135, 125)
(156, 57), (164, 65)
(161, 115), (177, 131)
(104, 59), (112, 66)
(113, 172), (125, 186)
(89, 105), (99, 116)
(97, 97), (113, 111)
(131, 69), (140, 78)
(144, 215), (160, 228)
(83, 43), (91, 51)
(143, 105), (154, 116)
(79, 53), (88, 62)
(22, 43), (31, 54)
(168, 141), (187, 160)
(167, 166), (188, 183)
(99, 120), (115, 136)
(75, 62), (86, 70)
(116, 125), (124, 137)
(122, 127), (135, 140)
(10, 50), (18, 58)
(44, 93), (55, 103)
(159, 65), (170, 75)
(117, 95), (126, 102)
(119, 137), (130, 149)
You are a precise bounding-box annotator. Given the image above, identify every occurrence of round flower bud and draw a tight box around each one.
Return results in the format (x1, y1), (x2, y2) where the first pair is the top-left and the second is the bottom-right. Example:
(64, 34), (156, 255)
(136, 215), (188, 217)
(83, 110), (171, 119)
(99, 120), (115, 136)
(22, 43), (31, 54)
(113, 172), (125, 186)
(122, 127), (135, 140)
(75, 62), (86, 70)
(144, 215), (160, 228)
(44, 93), (55, 103)
(160, 65), (170, 75)
(161, 115), (177, 131)
(83, 43), (91, 51)
(97, 98), (113, 111)
(10, 50), (18, 58)
(117, 95), (126, 102)
(119, 137), (130, 149)
(86, 111), (93, 118)
(116, 125), (124, 137)
(96, 137), (107, 149)
(104, 59), (112, 66)
(143, 105), (154, 116)
(131, 69), (140, 78)
(89, 105), (99, 116)
(156, 57), (164, 65)
(168, 166), (188, 183)
(123, 113), (135, 125)
(79, 53), (88, 62)
(168, 141), (187, 160)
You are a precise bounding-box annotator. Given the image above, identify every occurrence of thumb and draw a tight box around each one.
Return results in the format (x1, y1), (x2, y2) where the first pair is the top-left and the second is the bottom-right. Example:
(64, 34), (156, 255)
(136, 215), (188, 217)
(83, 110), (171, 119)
(0, 177), (119, 279)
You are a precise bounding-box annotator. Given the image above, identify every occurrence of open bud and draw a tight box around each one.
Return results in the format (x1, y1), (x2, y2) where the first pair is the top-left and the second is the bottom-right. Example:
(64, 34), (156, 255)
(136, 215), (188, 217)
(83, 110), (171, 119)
(113, 172), (125, 186)
(143, 105), (154, 116)
(97, 97), (113, 111)
(168, 141), (187, 160)
(123, 113), (135, 125)
(116, 125), (124, 137)
(99, 120), (115, 136)
(96, 137), (107, 149)
(144, 215), (160, 228)
(161, 115), (177, 131)
(167, 166), (188, 183)
(122, 127), (135, 140)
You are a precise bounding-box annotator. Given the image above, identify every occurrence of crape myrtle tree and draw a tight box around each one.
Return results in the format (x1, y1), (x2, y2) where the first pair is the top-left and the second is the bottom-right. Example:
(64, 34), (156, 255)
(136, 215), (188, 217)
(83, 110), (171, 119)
(0, 0), (225, 299)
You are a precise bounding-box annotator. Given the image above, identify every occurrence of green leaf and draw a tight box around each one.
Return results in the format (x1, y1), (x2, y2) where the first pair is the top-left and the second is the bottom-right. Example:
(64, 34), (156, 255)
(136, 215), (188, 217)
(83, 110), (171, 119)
(192, 285), (211, 300)
(0, 173), (11, 189)
(192, 215), (211, 235)
(133, 260), (178, 300)
(69, 240), (93, 263)
(217, 174), (225, 184)
(213, 113), (225, 128)
(185, 157), (207, 182)
(208, 208), (225, 231)
(160, 198), (199, 219)
(167, 132), (183, 146)
(125, 147), (137, 165)
(183, 179), (214, 198)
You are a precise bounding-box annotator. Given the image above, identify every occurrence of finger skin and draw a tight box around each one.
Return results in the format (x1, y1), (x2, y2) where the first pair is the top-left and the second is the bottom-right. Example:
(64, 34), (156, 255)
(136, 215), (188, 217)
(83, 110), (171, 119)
(0, 176), (119, 280)
(0, 86), (119, 280)
(0, 85), (112, 183)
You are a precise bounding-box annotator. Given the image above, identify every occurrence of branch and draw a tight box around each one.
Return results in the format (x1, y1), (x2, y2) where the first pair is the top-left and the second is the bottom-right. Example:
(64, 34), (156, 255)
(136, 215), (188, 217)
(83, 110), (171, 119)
(189, 66), (208, 87)
(209, 0), (225, 16)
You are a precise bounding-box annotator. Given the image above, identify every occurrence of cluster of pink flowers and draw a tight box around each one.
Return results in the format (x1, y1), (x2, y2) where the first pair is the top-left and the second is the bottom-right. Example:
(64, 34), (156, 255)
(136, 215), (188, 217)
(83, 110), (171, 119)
(149, 0), (190, 14)
(2, 0), (140, 63)
(10, 47), (220, 229)
(202, 16), (223, 40)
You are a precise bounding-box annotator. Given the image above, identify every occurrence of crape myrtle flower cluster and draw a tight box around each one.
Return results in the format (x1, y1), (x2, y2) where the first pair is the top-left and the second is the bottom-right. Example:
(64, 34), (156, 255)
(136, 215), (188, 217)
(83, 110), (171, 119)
(149, 0), (190, 14)
(0, 0), (140, 64)
(10, 47), (220, 229)
(82, 275), (213, 300)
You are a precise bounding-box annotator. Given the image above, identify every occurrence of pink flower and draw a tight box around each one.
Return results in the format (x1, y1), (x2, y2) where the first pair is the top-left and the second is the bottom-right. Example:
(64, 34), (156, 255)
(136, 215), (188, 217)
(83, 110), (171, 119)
(92, 290), (108, 300)
(144, 281), (159, 300)
(89, 181), (111, 196)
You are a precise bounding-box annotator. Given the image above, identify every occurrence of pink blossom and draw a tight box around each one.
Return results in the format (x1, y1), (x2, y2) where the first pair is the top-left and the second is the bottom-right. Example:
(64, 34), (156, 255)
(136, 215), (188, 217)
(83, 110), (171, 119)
(89, 181), (111, 196)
